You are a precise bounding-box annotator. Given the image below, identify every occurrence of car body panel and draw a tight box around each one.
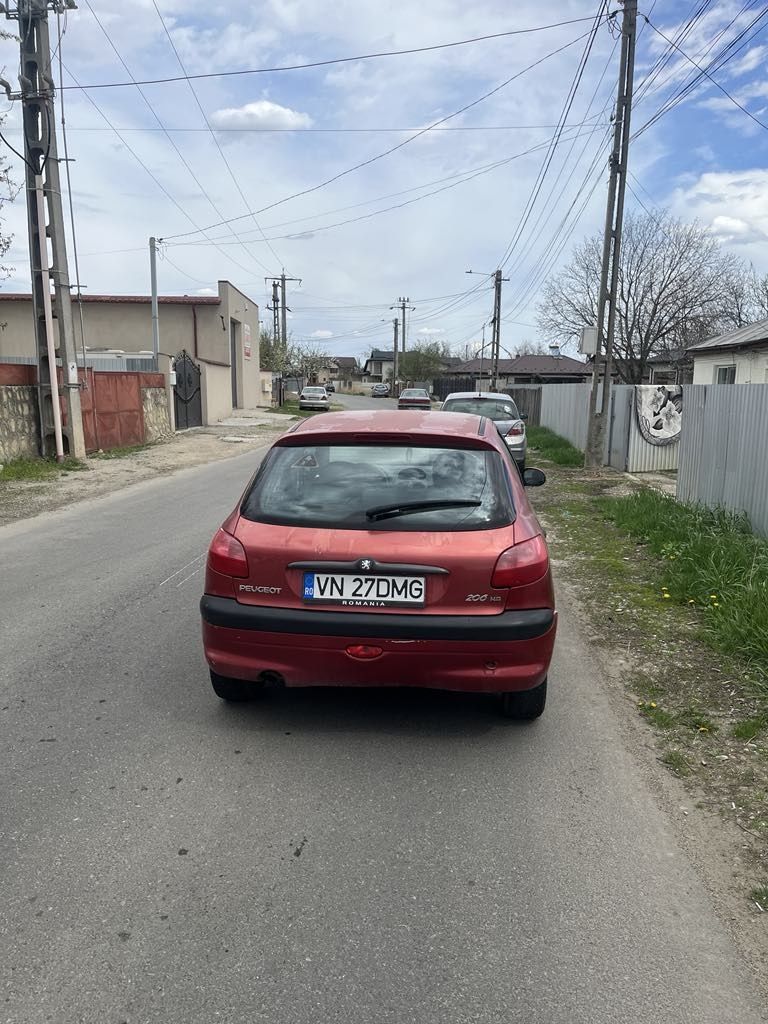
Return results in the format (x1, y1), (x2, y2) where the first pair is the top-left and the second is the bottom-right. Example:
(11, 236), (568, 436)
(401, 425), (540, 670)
(201, 410), (555, 696)
(441, 391), (527, 464)
(398, 388), (431, 410)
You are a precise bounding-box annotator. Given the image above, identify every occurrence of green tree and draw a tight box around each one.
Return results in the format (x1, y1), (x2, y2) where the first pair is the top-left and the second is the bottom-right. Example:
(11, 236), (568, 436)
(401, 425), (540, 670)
(399, 341), (447, 382)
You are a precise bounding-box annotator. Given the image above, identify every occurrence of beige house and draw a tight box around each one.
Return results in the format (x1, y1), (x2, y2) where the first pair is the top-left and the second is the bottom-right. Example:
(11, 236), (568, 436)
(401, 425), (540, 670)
(0, 280), (268, 425)
(688, 322), (768, 384)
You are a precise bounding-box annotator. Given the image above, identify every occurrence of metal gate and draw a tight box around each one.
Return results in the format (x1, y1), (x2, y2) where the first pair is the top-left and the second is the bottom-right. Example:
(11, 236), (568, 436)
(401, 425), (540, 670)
(173, 350), (202, 429)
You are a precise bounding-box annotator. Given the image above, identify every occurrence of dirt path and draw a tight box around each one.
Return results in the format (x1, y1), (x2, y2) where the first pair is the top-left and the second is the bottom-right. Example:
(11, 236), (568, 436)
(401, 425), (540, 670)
(0, 418), (289, 528)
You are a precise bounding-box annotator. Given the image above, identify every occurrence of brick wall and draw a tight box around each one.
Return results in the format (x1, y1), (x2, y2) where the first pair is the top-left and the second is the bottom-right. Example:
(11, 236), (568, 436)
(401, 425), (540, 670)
(0, 386), (39, 461)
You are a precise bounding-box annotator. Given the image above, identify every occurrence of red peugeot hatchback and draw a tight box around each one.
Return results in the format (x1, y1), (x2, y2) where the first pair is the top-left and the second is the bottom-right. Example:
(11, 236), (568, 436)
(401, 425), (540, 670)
(200, 410), (556, 718)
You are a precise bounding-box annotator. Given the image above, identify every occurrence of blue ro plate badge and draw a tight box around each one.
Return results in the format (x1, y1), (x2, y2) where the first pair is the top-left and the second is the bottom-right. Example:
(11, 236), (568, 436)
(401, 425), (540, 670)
(303, 572), (425, 607)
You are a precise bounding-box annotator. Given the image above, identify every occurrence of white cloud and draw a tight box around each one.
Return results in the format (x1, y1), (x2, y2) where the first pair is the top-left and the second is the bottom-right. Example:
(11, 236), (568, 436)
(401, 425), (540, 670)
(195, 287), (217, 295)
(210, 100), (312, 131)
(310, 329), (333, 338)
(416, 327), (445, 335)
(671, 171), (768, 255)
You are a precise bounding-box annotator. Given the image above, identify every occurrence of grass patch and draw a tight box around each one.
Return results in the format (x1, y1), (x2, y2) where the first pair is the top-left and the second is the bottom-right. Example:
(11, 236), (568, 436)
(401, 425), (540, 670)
(662, 750), (691, 777)
(597, 489), (768, 687)
(733, 716), (768, 741)
(638, 701), (677, 729)
(750, 884), (768, 910)
(0, 456), (86, 480)
(526, 426), (583, 467)
(277, 400), (344, 419)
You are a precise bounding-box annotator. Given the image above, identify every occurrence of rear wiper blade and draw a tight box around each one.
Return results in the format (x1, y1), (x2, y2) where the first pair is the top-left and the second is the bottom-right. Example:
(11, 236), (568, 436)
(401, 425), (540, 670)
(365, 499), (481, 522)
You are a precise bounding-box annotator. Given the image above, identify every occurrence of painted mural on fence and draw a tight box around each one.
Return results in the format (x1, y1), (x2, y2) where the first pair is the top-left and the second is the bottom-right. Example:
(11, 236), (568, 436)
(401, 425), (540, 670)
(635, 385), (683, 446)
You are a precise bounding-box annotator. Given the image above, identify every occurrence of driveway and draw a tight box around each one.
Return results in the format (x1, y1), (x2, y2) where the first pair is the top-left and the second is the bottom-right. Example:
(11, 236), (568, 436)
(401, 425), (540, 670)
(1, 449), (765, 1024)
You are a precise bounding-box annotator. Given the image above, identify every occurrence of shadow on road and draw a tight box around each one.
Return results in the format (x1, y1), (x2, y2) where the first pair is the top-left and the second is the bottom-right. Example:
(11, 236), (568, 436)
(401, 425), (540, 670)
(207, 684), (535, 740)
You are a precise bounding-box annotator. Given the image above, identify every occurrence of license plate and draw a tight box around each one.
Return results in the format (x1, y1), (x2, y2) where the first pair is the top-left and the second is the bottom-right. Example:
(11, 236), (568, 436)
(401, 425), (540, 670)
(302, 572), (425, 607)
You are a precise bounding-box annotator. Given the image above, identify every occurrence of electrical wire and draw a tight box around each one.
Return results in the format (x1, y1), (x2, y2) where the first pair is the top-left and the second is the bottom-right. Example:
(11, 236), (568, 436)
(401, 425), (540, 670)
(639, 14), (768, 135)
(496, 1), (608, 272)
(60, 61), (277, 284)
(81, 0), (275, 278)
(61, 16), (613, 91)
(164, 24), (603, 240)
(149, 0), (286, 273)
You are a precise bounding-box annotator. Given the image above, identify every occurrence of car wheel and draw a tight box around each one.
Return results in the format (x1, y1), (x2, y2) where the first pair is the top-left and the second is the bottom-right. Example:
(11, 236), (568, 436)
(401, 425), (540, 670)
(210, 669), (263, 703)
(500, 678), (546, 720)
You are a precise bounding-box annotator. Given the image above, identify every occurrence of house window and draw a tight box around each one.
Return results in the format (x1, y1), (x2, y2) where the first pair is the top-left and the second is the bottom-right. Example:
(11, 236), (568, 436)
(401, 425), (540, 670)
(715, 365), (736, 384)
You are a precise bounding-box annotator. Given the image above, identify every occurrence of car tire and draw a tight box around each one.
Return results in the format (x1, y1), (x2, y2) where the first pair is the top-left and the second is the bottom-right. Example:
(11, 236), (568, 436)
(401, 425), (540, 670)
(518, 460), (526, 476)
(210, 670), (263, 703)
(500, 678), (546, 720)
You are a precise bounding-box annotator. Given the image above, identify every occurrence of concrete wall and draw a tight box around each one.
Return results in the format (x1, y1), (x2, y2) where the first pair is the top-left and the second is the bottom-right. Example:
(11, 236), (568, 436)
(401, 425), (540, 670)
(141, 388), (172, 441)
(0, 385), (39, 461)
(692, 348), (768, 384)
(0, 281), (262, 424)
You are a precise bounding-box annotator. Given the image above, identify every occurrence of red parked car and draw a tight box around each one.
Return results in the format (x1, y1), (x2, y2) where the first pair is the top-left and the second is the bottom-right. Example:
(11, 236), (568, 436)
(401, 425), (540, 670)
(397, 388), (431, 411)
(200, 410), (556, 718)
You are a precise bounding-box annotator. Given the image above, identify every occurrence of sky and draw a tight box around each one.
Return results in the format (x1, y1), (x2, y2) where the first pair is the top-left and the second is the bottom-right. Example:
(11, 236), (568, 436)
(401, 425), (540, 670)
(1, 0), (768, 364)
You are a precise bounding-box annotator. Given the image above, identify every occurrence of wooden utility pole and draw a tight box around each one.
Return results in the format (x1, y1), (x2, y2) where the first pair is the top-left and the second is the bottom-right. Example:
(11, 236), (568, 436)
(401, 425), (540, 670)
(584, 0), (638, 468)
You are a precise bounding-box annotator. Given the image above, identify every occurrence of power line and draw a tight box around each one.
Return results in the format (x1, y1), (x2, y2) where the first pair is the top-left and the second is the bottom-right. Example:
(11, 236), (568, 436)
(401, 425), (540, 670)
(61, 61), (277, 284)
(640, 14), (768, 134)
(167, 126), (605, 249)
(4, 121), (604, 134)
(60, 17), (612, 91)
(149, 0), (286, 273)
(164, 24), (604, 240)
(81, 0), (275, 277)
(496, 1), (608, 271)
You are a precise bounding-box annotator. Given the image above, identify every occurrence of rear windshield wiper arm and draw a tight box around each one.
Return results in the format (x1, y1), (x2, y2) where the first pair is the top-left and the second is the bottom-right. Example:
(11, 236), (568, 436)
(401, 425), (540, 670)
(365, 499), (481, 522)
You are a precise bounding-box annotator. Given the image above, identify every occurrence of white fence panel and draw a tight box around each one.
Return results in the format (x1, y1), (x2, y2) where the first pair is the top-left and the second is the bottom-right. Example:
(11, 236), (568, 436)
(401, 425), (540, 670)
(677, 384), (768, 537)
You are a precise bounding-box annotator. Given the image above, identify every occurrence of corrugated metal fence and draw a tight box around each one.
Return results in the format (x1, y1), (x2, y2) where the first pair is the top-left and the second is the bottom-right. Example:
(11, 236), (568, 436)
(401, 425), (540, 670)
(677, 384), (768, 537)
(539, 383), (591, 449)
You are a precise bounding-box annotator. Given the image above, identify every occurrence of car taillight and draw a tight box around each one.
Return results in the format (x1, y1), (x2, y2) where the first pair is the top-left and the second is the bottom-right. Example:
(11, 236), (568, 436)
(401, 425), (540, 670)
(492, 535), (548, 588)
(208, 528), (249, 578)
(507, 422), (525, 437)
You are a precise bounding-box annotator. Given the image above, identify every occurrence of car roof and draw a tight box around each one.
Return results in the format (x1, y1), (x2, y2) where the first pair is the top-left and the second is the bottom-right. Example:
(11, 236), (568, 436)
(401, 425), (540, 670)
(280, 409), (495, 445)
(443, 391), (515, 401)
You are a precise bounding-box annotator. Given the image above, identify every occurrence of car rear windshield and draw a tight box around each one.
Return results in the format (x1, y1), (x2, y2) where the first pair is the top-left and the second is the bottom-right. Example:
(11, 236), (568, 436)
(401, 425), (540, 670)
(303, 388), (325, 394)
(241, 443), (515, 531)
(401, 390), (428, 398)
(443, 397), (520, 421)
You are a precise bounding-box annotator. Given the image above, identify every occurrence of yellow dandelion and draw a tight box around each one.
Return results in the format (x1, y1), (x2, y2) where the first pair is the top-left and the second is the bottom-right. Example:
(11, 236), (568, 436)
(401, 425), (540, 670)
(688, 599), (695, 605)
(710, 594), (717, 600)
(650, 702), (658, 709)
(713, 601), (720, 608)
(663, 594), (671, 599)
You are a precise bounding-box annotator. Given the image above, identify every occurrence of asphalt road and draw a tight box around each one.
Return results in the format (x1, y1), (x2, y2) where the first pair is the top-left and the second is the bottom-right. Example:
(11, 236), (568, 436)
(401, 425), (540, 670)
(333, 389), (398, 411)
(2, 448), (765, 1024)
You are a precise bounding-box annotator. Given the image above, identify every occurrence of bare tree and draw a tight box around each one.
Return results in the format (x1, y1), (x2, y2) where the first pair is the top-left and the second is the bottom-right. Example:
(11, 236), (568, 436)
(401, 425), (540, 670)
(537, 211), (742, 382)
(0, 110), (18, 288)
(512, 339), (550, 357)
(288, 342), (330, 383)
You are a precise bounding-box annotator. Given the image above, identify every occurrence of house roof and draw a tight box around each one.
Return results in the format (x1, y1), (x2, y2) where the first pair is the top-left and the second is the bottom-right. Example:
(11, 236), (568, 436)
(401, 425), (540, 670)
(0, 291), (220, 305)
(453, 354), (588, 375)
(688, 320), (768, 354)
(333, 356), (358, 369)
(368, 348), (394, 361)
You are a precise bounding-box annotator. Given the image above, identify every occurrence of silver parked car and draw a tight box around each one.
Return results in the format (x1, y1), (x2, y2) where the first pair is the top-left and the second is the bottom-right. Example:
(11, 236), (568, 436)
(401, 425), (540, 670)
(440, 391), (528, 470)
(298, 386), (330, 411)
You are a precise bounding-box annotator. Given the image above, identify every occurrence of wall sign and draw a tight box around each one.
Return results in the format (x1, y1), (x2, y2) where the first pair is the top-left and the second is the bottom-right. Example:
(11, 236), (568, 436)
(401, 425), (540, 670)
(243, 323), (252, 360)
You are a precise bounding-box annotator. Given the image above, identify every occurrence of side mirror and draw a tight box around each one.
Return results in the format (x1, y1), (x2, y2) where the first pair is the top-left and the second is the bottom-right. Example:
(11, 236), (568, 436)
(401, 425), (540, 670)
(520, 412), (529, 421)
(523, 468), (546, 487)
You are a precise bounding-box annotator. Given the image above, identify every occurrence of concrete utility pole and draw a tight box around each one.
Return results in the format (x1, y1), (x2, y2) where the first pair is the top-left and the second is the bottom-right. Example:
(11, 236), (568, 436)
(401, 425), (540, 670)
(398, 296), (414, 357)
(466, 270), (508, 391)
(149, 236), (160, 370)
(4, 0), (85, 459)
(392, 317), (399, 386)
(584, 0), (638, 469)
(266, 272), (300, 364)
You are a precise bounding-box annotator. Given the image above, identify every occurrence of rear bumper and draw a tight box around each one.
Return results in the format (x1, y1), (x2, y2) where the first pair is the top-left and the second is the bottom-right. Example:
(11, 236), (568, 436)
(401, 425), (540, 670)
(200, 597), (557, 693)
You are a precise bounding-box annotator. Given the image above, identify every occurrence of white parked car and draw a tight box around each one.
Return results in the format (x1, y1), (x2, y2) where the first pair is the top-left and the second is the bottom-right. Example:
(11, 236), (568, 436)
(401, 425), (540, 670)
(299, 386), (330, 411)
(440, 391), (528, 471)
